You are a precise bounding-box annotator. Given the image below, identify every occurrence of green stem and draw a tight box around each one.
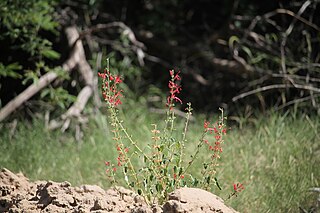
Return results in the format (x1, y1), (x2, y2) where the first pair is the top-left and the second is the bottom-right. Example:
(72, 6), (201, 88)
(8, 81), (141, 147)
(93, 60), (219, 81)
(183, 130), (207, 175)
(111, 107), (166, 204)
(179, 104), (192, 168)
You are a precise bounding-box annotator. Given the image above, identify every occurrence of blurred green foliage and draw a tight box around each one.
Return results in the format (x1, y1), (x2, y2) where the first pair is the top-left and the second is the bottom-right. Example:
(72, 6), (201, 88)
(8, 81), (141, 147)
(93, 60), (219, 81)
(1, 0), (320, 117)
(0, 109), (318, 212)
(0, 0), (59, 65)
(0, 0), (75, 110)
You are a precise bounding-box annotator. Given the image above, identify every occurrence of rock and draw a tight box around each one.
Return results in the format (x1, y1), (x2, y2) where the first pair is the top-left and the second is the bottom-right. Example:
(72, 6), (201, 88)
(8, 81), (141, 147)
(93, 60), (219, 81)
(0, 168), (239, 213)
(132, 206), (153, 213)
(163, 188), (239, 213)
(91, 198), (109, 211)
(82, 184), (106, 194)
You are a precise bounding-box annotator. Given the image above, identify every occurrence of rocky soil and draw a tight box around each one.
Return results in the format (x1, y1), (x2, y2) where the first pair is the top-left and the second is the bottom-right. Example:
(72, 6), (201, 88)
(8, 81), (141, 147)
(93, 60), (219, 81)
(0, 168), (238, 212)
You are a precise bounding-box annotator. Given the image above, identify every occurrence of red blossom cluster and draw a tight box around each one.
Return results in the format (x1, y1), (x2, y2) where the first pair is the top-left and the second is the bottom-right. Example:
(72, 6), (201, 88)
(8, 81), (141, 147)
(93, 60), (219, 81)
(98, 69), (123, 107)
(104, 145), (129, 175)
(104, 161), (117, 174)
(173, 173), (185, 180)
(116, 145), (129, 166)
(167, 70), (182, 109)
(203, 120), (227, 159)
(227, 182), (245, 199)
(233, 182), (245, 192)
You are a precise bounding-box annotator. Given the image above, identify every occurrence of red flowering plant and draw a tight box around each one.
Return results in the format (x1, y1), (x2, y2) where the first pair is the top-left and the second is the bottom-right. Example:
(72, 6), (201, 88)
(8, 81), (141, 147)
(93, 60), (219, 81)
(227, 182), (245, 199)
(99, 68), (243, 205)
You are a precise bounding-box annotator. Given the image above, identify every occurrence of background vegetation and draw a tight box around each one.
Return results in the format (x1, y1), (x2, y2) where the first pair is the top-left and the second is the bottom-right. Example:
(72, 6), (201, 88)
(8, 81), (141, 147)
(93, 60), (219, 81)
(1, 110), (319, 212)
(1, 0), (319, 212)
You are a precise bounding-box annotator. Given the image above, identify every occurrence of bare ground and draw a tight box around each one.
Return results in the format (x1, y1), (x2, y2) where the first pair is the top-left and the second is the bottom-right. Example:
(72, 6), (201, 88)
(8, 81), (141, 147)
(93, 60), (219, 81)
(0, 168), (238, 213)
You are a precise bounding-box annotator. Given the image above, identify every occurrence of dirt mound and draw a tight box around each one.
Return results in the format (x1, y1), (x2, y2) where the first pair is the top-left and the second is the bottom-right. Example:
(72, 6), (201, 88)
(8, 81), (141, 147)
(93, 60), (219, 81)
(0, 168), (238, 212)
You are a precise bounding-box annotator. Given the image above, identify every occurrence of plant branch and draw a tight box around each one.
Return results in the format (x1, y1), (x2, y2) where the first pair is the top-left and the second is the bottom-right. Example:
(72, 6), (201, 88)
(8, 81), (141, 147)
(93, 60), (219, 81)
(232, 84), (320, 102)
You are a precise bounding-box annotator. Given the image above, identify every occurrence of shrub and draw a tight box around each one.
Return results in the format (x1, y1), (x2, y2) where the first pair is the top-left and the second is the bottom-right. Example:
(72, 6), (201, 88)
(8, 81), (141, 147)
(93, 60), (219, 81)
(99, 68), (241, 204)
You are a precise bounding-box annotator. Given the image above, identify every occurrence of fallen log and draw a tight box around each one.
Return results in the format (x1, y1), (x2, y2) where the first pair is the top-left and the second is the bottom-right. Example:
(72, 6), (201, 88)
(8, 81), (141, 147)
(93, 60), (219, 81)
(0, 26), (98, 127)
(0, 26), (79, 122)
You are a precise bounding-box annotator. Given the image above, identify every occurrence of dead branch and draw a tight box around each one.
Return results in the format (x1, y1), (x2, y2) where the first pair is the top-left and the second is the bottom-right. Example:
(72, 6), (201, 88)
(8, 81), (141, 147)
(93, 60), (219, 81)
(0, 27), (79, 122)
(271, 73), (320, 83)
(50, 26), (99, 132)
(232, 84), (288, 102)
(0, 72), (59, 122)
(0, 26), (99, 129)
(211, 58), (253, 75)
(232, 83), (320, 102)
(79, 22), (146, 66)
(232, 4), (320, 73)
(242, 7), (320, 45)
(275, 94), (320, 111)
(80, 22), (145, 48)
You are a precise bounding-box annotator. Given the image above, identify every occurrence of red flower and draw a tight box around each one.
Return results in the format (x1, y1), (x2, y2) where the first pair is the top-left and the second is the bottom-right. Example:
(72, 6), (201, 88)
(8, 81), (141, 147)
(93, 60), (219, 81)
(117, 156), (121, 162)
(204, 121), (210, 129)
(233, 183), (237, 191)
(233, 183), (244, 192)
(174, 72), (181, 80)
(105, 161), (110, 166)
(215, 135), (221, 140)
(98, 69), (123, 107)
(173, 96), (182, 104)
(167, 70), (183, 108)
(174, 173), (177, 179)
(115, 76), (122, 83)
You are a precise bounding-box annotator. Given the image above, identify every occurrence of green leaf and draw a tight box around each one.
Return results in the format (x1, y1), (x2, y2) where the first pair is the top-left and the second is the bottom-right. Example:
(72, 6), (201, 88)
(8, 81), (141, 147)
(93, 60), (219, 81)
(137, 188), (142, 195)
(173, 165), (177, 173)
(52, 67), (70, 80)
(57, 101), (65, 109)
(149, 174), (154, 181)
(192, 178), (199, 187)
(162, 168), (167, 176)
(176, 142), (181, 149)
(178, 167), (183, 176)
(40, 88), (50, 98)
(0, 62), (22, 78)
(156, 183), (163, 192)
(242, 46), (253, 58)
(22, 71), (39, 85)
(214, 177), (222, 190)
(171, 179), (175, 188)
(42, 49), (60, 59)
(228, 35), (239, 49)
(206, 176), (211, 184)
(203, 163), (208, 169)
